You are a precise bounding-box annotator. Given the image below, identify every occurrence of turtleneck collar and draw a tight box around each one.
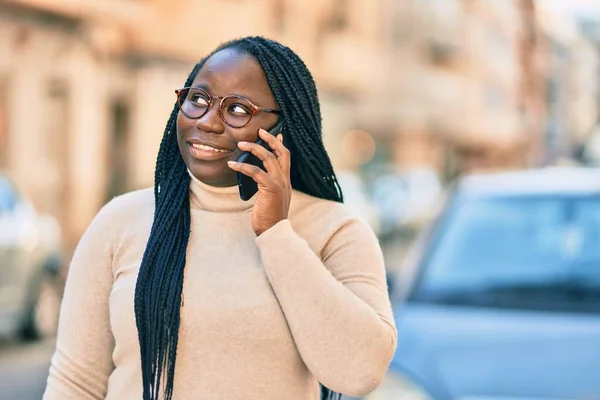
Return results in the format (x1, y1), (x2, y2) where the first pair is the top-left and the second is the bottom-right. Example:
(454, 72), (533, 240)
(187, 169), (256, 213)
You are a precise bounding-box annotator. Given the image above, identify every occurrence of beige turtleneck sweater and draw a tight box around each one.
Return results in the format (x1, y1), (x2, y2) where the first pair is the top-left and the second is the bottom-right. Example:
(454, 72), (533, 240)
(43, 173), (397, 400)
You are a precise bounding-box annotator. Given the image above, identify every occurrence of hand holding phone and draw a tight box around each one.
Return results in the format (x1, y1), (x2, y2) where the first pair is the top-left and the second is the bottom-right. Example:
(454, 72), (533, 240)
(236, 120), (284, 201)
(228, 122), (291, 235)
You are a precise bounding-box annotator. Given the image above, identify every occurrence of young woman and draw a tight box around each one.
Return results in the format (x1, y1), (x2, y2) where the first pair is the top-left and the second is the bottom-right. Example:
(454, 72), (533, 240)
(44, 36), (397, 400)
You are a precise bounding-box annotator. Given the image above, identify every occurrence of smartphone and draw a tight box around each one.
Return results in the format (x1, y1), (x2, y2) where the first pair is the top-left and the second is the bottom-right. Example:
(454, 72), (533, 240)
(236, 120), (285, 201)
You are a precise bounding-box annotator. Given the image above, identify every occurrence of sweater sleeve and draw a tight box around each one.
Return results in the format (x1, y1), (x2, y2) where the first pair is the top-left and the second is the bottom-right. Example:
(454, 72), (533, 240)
(43, 202), (117, 400)
(255, 218), (397, 397)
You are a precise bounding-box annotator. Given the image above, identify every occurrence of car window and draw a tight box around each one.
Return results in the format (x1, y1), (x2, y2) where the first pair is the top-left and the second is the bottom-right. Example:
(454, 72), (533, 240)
(412, 195), (600, 312)
(0, 176), (20, 214)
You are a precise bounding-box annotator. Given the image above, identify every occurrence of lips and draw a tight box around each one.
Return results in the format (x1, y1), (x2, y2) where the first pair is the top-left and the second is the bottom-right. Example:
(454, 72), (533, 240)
(187, 138), (233, 152)
(190, 143), (231, 153)
(186, 138), (234, 161)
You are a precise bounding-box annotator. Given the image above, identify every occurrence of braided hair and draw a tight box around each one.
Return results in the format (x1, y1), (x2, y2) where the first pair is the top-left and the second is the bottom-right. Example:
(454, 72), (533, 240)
(134, 36), (344, 400)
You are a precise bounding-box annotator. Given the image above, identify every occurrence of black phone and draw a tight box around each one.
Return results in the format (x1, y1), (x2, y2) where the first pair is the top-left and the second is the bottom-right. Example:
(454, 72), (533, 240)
(236, 120), (285, 201)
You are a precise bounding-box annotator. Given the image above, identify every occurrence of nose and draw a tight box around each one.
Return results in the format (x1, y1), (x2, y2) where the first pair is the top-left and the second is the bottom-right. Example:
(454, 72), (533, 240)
(194, 103), (225, 134)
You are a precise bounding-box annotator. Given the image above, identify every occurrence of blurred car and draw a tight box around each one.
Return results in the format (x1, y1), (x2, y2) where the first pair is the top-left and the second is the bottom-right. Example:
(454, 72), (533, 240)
(368, 167), (600, 400)
(336, 170), (381, 235)
(0, 172), (64, 341)
(371, 167), (442, 236)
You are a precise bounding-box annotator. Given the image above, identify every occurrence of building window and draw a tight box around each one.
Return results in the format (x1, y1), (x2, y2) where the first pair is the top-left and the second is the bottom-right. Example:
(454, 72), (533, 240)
(428, 42), (460, 67)
(272, 0), (286, 34)
(46, 80), (70, 221)
(106, 99), (130, 200)
(0, 77), (8, 168)
(326, 0), (349, 32)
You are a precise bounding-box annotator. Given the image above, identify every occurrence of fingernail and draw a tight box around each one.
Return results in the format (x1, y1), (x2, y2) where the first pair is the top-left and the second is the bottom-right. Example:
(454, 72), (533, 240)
(277, 134), (283, 142)
(227, 161), (237, 166)
(238, 141), (248, 147)
(259, 128), (267, 134)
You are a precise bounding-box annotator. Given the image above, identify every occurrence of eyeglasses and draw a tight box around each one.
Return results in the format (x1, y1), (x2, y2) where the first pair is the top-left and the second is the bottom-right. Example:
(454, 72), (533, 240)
(175, 87), (280, 128)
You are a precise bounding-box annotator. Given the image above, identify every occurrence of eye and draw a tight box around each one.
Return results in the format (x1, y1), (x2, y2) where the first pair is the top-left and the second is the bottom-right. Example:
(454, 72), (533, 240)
(189, 92), (210, 107)
(227, 103), (251, 116)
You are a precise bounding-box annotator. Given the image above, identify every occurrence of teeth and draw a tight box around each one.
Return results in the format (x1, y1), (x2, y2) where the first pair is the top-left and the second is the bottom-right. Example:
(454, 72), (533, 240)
(192, 143), (230, 153)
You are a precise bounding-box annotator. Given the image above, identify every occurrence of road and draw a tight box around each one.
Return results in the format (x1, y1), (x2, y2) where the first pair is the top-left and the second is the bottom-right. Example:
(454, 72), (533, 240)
(0, 338), (54, 400)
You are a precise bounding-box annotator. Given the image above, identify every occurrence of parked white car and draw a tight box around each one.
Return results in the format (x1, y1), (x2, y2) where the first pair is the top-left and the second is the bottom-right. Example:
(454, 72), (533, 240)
(371, 167), (442, 235)
(0, 172), (64, 340)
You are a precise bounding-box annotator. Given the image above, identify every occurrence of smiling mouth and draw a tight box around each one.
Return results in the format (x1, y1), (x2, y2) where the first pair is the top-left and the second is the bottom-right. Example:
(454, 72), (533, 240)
(190, 143), (232, 154)
(187, 142), (234, 161)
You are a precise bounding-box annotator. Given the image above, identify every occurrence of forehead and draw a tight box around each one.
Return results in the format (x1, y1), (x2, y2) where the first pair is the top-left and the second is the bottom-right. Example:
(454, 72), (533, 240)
(191, 48), (274, 103)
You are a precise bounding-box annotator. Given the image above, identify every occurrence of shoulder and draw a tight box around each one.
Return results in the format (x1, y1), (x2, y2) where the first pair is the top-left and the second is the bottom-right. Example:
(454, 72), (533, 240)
(77, 188), (154, 252)
(289, 191), (383, 266)
(290, 190), (349, 219)
(101, 187), (154, 219)
(88, 188), (154, 233)
(289, 190), (373, 240)
(70, 188), (153, 260)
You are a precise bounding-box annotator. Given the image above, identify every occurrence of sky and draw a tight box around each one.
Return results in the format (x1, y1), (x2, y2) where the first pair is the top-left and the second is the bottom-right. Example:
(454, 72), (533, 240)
(537, 0), (600, 21)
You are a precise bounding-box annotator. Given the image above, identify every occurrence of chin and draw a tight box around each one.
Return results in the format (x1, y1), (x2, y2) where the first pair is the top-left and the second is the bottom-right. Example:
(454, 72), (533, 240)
(188, 165), (237, 187)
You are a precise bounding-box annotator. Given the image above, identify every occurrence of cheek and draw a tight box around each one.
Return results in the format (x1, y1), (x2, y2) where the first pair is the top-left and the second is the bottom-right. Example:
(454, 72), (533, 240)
(176, 113), (187, 136)
(230, 127), (259, 144)
(176, 114), (193, 147)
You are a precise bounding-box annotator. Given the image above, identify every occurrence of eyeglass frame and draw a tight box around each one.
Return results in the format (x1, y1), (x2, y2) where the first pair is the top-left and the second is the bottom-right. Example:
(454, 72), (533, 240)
(175, 87), (280, 128)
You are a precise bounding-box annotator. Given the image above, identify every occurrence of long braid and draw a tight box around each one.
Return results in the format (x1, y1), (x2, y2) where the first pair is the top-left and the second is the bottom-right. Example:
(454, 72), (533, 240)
(134, 60), (204, 400)
(134, 36), (344, 400)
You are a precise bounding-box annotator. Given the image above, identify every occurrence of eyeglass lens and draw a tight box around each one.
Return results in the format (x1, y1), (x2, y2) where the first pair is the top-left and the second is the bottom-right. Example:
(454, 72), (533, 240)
(180, 88), (254, 127)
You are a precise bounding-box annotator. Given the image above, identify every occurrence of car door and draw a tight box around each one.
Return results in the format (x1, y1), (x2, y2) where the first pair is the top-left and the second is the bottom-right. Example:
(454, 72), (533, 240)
(0, 176), (31, 321)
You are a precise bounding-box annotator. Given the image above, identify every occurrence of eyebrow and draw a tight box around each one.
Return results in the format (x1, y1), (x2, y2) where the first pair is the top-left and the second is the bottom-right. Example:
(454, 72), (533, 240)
(191, 83), (255, 102)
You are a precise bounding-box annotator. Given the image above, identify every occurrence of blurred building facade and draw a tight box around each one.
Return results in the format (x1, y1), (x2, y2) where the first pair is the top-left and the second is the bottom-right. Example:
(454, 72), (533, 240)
(536, 2), (599, 165)
(388, 0), (539, 175)
(1, 0), (598, 248)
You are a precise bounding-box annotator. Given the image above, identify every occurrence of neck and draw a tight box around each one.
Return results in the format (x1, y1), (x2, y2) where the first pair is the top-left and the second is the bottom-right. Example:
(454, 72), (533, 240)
(187, 170), (256, 213)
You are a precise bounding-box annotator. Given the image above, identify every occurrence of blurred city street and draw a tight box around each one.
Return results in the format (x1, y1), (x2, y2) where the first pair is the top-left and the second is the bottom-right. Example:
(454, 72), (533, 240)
(2, 0), (600, 399)
(0, 338), (53, 400)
